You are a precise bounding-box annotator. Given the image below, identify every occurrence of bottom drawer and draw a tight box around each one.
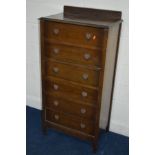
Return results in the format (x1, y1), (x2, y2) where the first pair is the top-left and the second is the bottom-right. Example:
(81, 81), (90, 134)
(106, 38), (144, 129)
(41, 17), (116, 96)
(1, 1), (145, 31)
(45, 109), (95, 135)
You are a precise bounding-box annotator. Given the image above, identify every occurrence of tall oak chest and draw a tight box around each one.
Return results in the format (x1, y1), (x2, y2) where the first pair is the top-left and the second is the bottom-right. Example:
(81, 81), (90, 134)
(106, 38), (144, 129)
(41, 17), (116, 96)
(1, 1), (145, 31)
(39, 6), (122, 152)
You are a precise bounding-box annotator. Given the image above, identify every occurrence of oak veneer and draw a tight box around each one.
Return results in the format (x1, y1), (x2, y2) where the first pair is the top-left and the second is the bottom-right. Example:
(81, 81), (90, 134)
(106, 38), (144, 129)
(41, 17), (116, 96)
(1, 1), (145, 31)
(44, 42), (102, 67)
(45, 59), (100, 86)
(46, 109), (95, 135)
(44, 77), (98, 104)
(39, 5), (122, 152)
(45, 93), (96, 120)
(44, 21), (105, 48)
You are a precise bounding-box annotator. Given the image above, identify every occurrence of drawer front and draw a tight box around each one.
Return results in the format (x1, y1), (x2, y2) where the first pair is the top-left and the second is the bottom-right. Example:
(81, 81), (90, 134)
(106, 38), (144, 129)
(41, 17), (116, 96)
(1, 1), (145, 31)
(45, 94), (96, 120)
(45, 43), (101, 67)
(45, 60), (99, 86)
(44, 21), (104, 48)
(46, 109), (95, 135)
(44, 77), (98, 104)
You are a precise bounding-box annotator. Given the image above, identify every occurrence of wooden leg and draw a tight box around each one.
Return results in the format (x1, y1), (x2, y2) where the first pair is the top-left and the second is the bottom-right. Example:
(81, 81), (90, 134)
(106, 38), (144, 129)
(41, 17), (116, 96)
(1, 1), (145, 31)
(92, 141), (97, 153)
(41, 110), (47, 135)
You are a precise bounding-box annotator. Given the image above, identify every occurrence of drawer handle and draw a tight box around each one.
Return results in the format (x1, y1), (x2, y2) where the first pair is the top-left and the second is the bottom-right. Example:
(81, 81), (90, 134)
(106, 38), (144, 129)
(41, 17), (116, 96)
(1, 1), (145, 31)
(53, 28), (59, 35)
(81, 91), (87, 97)
(54, 114), (59, 120)
(53, 84), (59, 90)
(84, 53), (91, 60)
(80, 123), (86, 129)
(53, 100), (59, 106)
(85, 33), (92, 40)
(53, 48), (59, 54)
(82, 73), (88, 80)
(53, 67), (59, 73)
(81, 108), (86, 114)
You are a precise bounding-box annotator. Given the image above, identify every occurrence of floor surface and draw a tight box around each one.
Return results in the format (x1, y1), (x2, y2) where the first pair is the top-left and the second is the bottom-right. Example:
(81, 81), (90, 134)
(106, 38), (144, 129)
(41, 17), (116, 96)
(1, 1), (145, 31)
(26, 106), (129, 155)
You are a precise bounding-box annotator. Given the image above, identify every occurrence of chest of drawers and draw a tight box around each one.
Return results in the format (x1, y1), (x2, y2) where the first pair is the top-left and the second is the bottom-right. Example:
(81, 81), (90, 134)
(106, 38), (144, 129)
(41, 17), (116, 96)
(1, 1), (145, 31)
(40, 6), (122, 152)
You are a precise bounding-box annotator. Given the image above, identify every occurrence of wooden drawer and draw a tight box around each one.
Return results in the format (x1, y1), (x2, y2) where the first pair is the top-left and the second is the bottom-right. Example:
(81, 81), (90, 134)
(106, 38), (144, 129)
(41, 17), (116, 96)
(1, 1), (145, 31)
(44, 21), (104, 48)
(45, 43), (102, 67)
(45, 93), (96, 120)
(45, 59), (100, 86)
(44, 77), (98, 104)
(46, 109), (95, 135)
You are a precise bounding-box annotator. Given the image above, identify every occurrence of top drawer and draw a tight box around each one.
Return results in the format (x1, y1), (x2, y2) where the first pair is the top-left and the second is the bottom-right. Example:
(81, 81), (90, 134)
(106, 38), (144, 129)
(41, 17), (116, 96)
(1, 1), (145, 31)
(44, 21), (105, 48)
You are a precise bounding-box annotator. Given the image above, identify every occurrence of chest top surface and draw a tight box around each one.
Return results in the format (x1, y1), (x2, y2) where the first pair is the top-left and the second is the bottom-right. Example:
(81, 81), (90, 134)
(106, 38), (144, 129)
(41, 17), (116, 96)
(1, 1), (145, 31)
(39, 6), (122, 28)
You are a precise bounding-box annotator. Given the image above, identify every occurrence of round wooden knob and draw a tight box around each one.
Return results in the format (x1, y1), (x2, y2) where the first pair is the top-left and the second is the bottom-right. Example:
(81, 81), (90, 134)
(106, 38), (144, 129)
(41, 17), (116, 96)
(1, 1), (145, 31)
(81, 108), (86, 114)
(85, 33), (92, 40)
(54, 114), (59, 120)
(53, 67), (59, 73)
(82, 73), (88, 80)
(53, 48), (59, 54)
(81, 91), (87, 97)
(53, 84), (59, 90)
(84, 53), (91, 60)
(80, 123), (86, 129)
(53, 100), (59, 106)
(53, 28), (59, 35)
